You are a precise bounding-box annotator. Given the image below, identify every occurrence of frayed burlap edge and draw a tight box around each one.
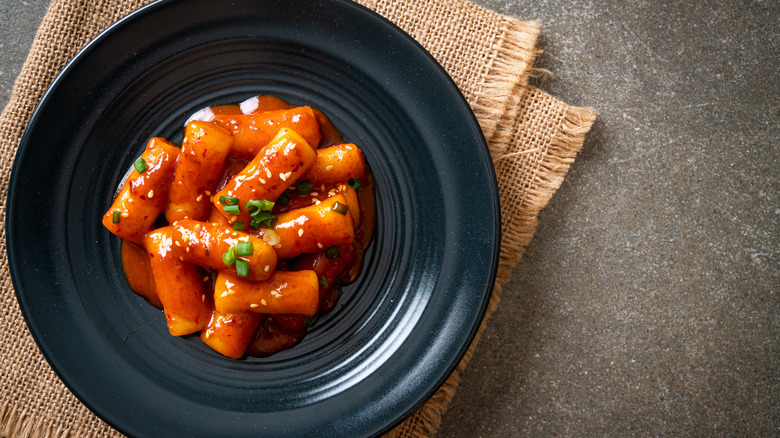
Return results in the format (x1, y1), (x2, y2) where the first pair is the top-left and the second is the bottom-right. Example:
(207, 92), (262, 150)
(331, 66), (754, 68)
(470, 18), (540, 142)
(386, 94), (596, 437)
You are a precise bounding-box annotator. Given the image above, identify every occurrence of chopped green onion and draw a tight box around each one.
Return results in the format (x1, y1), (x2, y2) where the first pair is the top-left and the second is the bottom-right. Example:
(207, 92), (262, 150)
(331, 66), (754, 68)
(111, 211), (121, 224)
(222, 246), (236, 266)
(236, 242), (254, 256)
(232, 221), (244, 231)
(277, 193), (290, 206)
(235, 258), (249, 277)
(348, 178), (362, 189)
(296, 180), (313, 195)
(249, 211), (278, 229)
(305, 314), (319, 326)
(332, 201), (349, 215)
(245, 199), (275, 212)
(223, 204), (240, 214)
(325, 246), (340, 259)
(219, 195), (239, 206)
(319, 276), (329, 288)
(133, 158), (147, 174)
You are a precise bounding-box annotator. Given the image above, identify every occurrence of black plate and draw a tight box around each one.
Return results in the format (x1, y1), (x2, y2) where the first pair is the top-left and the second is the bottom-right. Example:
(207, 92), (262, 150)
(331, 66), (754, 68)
(6, 0), (500, 436)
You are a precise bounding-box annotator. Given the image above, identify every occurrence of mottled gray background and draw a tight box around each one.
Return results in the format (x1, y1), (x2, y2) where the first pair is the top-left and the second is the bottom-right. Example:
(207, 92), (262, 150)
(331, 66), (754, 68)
(1, 0), (777, 436)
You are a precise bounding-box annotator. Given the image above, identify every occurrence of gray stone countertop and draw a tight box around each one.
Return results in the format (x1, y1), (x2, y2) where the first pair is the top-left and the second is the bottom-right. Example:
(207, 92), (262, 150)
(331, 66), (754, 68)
(1, 0), (777, 436)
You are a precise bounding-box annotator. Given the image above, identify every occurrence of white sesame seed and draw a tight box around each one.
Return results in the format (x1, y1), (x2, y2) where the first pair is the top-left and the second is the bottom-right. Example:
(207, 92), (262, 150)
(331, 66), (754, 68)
(194, 224), (200, 230)
(121, 212), (129, 218)
(250, 304), (259, 308)
(325, 165), (334, 171)
(205, 331), (210, 338)
(201, 294), (205, 301)
(266, 169), (272, 178)
(175, 241), (181, 247)
(179, 256), (184, 261)
(317, 243), (323, 249)
(310, 192), (319, 197)
(298, 229), (304, 237)
(196, 194), (203, 202)
(279, 173), (287, 181)
(185, 247), (190, 253)
(228, 290), (236, 295)
(264, 265), (270, 272)
(220, 291), (228, 298)
(259, 178), (266, 184)
(147, 190), (154, 198)
(227, 190), (233, 196)
(314, 200), (321, 205)
(261, 299), (267, 306)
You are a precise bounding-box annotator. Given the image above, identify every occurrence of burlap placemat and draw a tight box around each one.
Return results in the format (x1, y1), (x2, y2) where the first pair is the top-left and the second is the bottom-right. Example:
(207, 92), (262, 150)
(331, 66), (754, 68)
(0, 0), (595, 436)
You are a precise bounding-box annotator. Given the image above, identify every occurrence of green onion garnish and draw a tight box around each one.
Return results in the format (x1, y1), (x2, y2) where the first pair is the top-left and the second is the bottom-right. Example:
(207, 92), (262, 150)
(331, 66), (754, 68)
(236, 242), (253, 256)
(305, 314), (319, 326)
(296, 180), (313, 195)
(332, 202), (349, 215)
(223, 204), (240, 214)
(246, 199), (275, 212)
(235, 258), (249, 277)
(325, 246), (340, 259)
(232, 221), (244, 231)
(348, 178), (362, 189)
(219, 195), (239, 206)
(277, 193), (290, 206)
(319, 276), (329, 288)
(222, 246), (236, 266)
(112, 212), (121, 224)
(249, 212), (278, 229)
(133, 158), (147, 174)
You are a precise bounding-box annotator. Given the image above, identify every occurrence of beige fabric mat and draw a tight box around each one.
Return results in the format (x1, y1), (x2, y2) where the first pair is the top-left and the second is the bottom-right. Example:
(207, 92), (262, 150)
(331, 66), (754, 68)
(0, 0), (596, 436)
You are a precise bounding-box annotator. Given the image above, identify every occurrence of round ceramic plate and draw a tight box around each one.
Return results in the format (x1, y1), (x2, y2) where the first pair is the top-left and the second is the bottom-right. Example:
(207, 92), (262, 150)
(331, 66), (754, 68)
(6, 0), (500, 436)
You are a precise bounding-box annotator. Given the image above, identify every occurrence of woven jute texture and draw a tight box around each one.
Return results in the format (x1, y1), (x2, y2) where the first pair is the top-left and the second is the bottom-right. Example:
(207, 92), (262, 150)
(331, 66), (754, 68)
(0, 0), (595, 437)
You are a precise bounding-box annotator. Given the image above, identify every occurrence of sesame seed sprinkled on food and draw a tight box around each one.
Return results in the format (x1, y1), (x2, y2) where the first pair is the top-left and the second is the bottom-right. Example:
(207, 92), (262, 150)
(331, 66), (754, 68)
(175, 241), (181, 246)
(147, 190), (154, 198)
(317, 243), (323, 249)
(266, 169), (272, 178)
(185, 247), (190, 253)
(205, 191), (211, 196)
(325, 165), (334, 171)
(250, 304), (258, 308)
(259, 178), (266, 184)
(279, 173), (287, 181)
(314, 200), (321, 205)
(121, 212), (129, 217)
(196, 194), (203, 202)
(179, 256), (184, 261)
(220, 291), (228, 298)
(261, 299), (267, 306)
(264, 265), (270, 272)
(310, 192), (318, 197)
(228, 290), (236, 295)
(202, 294), (206, 301)
(298, 229), (304, 237)
(205, 331), (210, 338)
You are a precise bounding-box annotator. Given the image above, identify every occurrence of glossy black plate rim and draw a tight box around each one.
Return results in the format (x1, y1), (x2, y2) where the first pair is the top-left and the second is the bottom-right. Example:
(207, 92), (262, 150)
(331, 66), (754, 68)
(6, 0), (501, 436)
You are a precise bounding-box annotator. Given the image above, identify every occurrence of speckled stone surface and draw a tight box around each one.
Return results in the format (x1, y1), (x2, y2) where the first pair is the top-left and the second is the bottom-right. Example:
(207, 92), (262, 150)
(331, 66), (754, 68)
(1, 1), (777, 437)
